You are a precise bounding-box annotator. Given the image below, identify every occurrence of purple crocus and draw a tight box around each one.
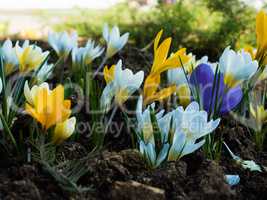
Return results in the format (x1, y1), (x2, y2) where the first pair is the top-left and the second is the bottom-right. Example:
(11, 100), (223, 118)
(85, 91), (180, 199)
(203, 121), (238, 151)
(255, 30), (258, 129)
(189, 64), (243, 115)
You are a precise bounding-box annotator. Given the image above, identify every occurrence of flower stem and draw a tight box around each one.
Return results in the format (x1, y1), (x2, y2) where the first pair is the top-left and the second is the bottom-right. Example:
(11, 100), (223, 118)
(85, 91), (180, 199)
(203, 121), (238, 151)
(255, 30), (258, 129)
(93, 56), (107, 78)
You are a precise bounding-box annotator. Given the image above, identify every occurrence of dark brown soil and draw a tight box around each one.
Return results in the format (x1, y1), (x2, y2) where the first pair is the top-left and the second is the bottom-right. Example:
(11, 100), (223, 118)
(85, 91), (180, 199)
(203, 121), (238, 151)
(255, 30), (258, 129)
(1, 43), (267, 199)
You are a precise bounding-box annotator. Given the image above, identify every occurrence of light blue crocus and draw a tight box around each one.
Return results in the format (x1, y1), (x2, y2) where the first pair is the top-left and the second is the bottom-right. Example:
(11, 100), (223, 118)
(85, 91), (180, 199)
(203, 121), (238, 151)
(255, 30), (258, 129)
(1, 39), (18, 75)
(219, 46), (258, 88)
(48, 31), (78, 59)
(168, 101), (220, 161)
(102, 24), (129, 58)
(72, 39), (104, 67)
(35, 62), (54, 84)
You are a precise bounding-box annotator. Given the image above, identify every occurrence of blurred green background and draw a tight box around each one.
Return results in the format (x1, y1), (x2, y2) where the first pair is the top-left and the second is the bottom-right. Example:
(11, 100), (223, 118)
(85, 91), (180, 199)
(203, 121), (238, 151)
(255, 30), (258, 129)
(1, 0), (266, 60)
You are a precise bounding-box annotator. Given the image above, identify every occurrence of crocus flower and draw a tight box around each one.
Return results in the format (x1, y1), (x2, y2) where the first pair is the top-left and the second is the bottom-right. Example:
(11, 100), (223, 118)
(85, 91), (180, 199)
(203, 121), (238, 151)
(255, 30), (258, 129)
(136, 96), (165, 144)
(190, 63), (243, 115)
(103, 24), (129, 59)
(72, 39), (104, 67)
(101, 60), (144, 112)
(167, 56), (211, 107)
(249, 103), (267, 132)
(219, 46), (258, 88)
(143, 30), (190, 105)
(16, 40), (49, 73)
(48, 31), (78, 59)
(53, 117), (76, 144)
(24, 82), (71, 129)
(255, 10), (267, 65)
(35, 62), (54, 84)
(168, 101), (220, 161)
(1, 39), (18, 75)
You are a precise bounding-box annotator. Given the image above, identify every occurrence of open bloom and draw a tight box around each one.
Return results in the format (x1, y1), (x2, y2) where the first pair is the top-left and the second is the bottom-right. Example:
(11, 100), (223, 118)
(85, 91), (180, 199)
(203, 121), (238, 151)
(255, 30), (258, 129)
(219, 46), (258, 88)
(48, 31), (78, 59)
(168, 102), (220, 161)
(1, 39), (18, 75)
(16, 40), (49, 73)
(24, 81), (71, 130)
(103, 24), (129, 58)
(72, 39), (104, 66)
(143, 30), (190, 105)
(190, 64), (243, 115)
(101, 60), (144, 111)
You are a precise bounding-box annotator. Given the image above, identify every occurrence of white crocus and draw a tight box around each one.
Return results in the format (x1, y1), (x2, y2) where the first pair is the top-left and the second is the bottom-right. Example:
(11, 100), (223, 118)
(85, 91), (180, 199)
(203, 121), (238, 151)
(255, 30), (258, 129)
(72, 39), (104, 67)
(48, 31), (78, 59)
(103, 24), (129, 58)
(1, 39), (18, 75)
(83, 39), (104, 64)
(15, 40), (49, 73)
(53, 117), (76, 145)
(24, 81), (50, 106)
(35, 62), (54, 84)
(100, 60), (144, 112)
(136, 96), (165, 144)
(219, 46), (258, 88)
(168, 101), (220, 161)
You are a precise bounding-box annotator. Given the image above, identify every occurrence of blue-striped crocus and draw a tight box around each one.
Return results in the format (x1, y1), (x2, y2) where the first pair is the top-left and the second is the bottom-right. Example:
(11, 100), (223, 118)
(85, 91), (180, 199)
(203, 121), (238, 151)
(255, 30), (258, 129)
(189, 63), (243, 115)
(48, 31), (78, 60)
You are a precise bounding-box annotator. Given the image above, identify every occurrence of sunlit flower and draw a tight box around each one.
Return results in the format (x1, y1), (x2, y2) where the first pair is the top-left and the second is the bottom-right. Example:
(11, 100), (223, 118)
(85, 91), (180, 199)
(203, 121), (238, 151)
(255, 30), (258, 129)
(72, 39), (104, 66)
(103, 24), (129, 58)
(16, 40), (49, 73)
(168, 101), (220, 161)
(101, 60), (144, 112)
(1, 39), (18, 75)
(48, 31), (78, 59)
(219, 46), (258, 88)
(190, 64), (243, 115)
(53, 117), (76, 144)
(24, 82), (71, 129)
(255, 10), (267, 65)
(143, 30), (190, 105)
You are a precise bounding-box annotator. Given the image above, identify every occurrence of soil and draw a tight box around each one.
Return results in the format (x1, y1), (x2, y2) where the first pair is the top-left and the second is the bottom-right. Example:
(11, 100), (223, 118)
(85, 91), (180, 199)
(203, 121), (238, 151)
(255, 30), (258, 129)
(0, 44), (267, 199)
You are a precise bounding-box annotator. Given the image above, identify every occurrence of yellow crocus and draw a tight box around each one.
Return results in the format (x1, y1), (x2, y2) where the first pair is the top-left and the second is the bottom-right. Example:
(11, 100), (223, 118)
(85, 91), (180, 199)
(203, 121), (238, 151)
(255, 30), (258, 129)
(25, 84), (71, 130)
(176, 84), (191, 107)
(255, 10), (267, 65)
(53, 117), (76, 144)
(250, 104), (267, 125)
(103, 64), (115, 84)
(16, 41), (49, 73)
(143, 30), (190, 105)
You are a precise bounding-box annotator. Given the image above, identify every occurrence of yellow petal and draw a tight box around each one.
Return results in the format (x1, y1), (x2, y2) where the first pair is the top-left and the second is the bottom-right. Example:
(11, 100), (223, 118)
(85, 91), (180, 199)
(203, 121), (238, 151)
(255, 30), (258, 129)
(104, 64), (115, 84)
(154, 29), (163, 53)
(177, 84), (191, 107)
(144, 85), (177, 105)
(53, 117), (76, 145)
(152, 37), (172, 73)
(143, 74), (161, 104)
(256, 10), (267, 50)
